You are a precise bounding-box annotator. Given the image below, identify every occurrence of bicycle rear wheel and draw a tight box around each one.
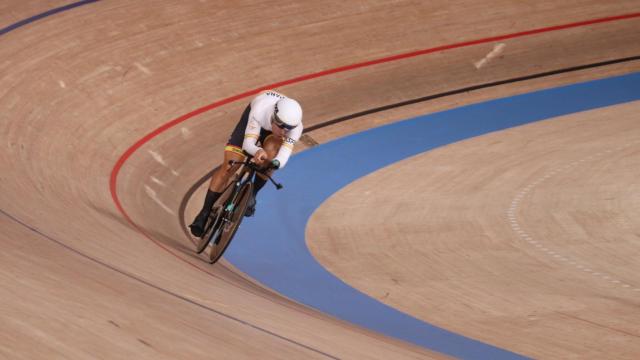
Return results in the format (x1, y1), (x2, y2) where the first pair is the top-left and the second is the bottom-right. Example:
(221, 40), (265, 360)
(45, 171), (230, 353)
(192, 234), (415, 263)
(209, 182), (253, 264)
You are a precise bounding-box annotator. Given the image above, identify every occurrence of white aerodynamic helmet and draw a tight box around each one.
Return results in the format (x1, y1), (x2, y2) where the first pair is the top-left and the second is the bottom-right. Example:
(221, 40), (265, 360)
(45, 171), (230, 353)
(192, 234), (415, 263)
(273, 98), (302, 130)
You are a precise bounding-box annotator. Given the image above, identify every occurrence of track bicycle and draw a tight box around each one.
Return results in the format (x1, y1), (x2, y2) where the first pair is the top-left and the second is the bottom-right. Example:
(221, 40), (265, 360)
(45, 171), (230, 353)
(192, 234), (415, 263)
(195, 156), (282, 264)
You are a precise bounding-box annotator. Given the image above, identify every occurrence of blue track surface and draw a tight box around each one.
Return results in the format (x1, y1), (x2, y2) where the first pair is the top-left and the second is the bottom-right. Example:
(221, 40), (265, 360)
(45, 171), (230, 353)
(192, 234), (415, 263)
(226, 72), (640, 359)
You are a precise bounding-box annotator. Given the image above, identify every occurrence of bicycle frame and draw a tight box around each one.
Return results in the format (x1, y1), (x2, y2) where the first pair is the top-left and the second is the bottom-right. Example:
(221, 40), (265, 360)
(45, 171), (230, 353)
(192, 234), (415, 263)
(196, 156), (282, 263)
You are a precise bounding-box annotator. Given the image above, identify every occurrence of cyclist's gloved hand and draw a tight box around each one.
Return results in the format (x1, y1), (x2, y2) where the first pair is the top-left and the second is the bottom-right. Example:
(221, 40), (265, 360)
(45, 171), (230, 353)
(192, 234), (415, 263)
(255, 149), (268, 165)
(270, 159), (280, 170)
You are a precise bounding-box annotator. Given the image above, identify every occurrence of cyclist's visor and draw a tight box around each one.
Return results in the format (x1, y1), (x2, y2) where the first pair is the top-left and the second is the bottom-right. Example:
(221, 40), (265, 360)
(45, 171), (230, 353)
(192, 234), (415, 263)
(271, 113), (297, 130)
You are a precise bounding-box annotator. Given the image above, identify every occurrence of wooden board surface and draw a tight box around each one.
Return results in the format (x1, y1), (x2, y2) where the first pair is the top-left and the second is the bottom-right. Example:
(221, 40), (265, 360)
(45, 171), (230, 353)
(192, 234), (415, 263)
(1, 1), (639, 358)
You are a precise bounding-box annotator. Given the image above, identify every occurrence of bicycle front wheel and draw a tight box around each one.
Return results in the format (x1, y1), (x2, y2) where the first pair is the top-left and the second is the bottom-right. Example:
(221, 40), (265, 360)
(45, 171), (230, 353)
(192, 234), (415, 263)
(209, 182), (253, 264)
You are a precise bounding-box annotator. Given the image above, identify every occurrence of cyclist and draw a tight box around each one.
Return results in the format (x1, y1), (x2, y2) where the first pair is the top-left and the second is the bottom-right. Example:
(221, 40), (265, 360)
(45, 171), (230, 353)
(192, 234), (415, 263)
(189, 91), (303, 237)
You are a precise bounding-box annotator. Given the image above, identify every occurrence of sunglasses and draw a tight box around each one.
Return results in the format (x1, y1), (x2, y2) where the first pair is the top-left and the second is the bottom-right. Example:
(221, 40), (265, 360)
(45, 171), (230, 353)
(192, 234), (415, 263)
(272, 113), (297, 130)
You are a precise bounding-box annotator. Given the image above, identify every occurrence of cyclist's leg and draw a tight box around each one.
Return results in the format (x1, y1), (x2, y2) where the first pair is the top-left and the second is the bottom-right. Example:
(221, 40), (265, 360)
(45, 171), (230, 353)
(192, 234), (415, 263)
(245, 135), (282, 217)
(209, 146), (245, 192)
(189, 106), (250, 236)
(211, 103), (251, 191)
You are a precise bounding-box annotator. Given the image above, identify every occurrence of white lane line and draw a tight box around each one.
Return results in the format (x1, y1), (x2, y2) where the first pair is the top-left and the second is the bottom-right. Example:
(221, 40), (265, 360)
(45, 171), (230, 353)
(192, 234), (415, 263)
(150, 176), (166, 187)
(506, 141), (638, 292)
(148, 150), (180, 176)
(134, 62), (152, 75)
(181, 127), (192, 139)
(148, 150), (167, 166)
(474, 43), (506, 69)
(144, 185), (174, 215)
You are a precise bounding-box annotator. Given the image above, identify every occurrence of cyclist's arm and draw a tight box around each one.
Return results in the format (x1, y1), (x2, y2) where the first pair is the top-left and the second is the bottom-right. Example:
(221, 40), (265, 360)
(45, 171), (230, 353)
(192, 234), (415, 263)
(242, 116), (262, 156)
(273, 124), (303, 169)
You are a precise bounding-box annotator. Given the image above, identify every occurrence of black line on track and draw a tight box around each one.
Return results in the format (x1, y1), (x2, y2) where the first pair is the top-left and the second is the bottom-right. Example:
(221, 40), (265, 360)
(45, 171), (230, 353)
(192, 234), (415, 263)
(0, 208), (340, 360)
(181, 55), (640, 237)
(0, 0), (101, 36)
(304, 55), (640, 133)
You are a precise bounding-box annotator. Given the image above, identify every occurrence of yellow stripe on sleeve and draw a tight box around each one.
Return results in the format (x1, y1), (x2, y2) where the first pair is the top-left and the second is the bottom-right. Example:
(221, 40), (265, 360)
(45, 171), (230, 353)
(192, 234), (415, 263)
(224, 145), (246, 156)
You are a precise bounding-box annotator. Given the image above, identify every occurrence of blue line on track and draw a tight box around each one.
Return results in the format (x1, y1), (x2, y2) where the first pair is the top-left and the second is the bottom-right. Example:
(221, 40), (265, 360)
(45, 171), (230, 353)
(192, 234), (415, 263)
(226, 72), (640, 359)
(0, 0), (100, 36)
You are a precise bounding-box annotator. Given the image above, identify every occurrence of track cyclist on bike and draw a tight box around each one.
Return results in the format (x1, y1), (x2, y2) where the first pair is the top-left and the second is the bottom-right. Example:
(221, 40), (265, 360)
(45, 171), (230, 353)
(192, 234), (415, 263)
(189, 91), (303, 237)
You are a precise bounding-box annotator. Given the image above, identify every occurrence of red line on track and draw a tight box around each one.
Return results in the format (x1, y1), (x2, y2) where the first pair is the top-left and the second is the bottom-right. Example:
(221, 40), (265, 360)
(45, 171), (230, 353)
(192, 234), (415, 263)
(109, 12), (640, 261)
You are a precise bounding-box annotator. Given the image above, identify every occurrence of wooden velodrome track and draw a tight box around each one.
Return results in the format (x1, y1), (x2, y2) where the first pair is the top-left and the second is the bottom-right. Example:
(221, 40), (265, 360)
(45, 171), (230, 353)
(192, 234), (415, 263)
(1, 1), (640, 359)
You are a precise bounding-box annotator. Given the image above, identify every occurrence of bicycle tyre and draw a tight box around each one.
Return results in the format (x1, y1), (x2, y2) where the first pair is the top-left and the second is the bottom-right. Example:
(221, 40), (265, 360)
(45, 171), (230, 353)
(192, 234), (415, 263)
(209, 182), (253, 264)
(195, 206), (222, 254)
(194, 180), (236, 254)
